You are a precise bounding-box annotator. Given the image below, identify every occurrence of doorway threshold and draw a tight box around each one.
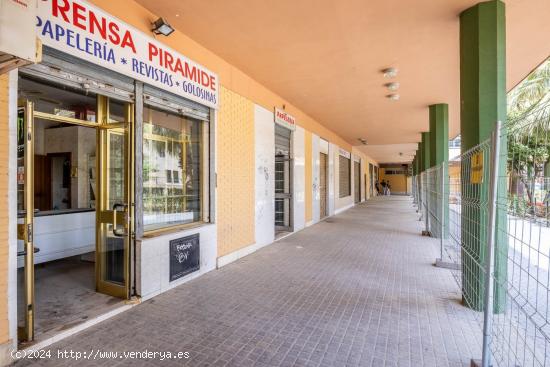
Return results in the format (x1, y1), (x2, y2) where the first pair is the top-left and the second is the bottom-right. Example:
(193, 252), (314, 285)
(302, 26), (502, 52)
(18, 301), (136, 353)
(274, 231), (293, 241)
(16, 257), (140, 353)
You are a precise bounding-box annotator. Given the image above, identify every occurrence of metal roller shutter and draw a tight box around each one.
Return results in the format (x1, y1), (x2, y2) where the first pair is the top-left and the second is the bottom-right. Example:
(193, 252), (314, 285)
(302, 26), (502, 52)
(20, 47), (135, 102)
(354, 161), (361, 203)
(339, 155), (351, 198)
(275, 124), (291, 157)
(143, 84), (209, 121)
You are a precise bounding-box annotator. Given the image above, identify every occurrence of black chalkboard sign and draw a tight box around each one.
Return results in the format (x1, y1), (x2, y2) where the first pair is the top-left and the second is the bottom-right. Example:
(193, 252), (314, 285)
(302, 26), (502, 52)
(169, 234), (200, 282)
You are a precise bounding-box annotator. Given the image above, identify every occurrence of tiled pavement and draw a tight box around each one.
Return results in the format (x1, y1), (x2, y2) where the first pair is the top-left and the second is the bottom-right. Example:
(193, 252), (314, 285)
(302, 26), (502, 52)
(14, 196), (482, 367)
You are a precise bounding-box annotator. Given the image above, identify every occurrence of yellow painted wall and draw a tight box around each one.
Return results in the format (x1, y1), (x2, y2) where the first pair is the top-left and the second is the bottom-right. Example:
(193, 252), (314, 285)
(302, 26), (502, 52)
(217, 87), (255, 257)
(0, 74), (9, 345)
(379, 168), (407, 194)
(89, 0), (351, 152)
(304, 132), (312, 223)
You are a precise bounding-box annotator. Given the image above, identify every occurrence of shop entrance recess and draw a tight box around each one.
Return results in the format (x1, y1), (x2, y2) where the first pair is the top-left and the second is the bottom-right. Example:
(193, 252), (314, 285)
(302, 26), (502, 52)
(369, 163), (374, 198)
(354, 161), (361, 203)
(319, 152), (328, 218)
(17, 95), (134, 342)
(275, 124), (293, 233)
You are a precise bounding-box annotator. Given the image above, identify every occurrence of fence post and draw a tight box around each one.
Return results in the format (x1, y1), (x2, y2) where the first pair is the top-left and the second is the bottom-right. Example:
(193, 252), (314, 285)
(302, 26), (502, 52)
(416, 175), (421, 214)
(439, 165), (444, 257)
(423, 172), (430, 235)
(475, 121), (502, 367)
(418, 175), (423, 218)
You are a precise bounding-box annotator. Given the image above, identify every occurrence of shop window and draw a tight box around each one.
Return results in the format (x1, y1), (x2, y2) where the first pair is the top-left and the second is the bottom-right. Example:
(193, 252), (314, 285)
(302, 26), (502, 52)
(18, 77), (98, 215)
(339, 155), (351, 198)
(143, 105), (205, 232)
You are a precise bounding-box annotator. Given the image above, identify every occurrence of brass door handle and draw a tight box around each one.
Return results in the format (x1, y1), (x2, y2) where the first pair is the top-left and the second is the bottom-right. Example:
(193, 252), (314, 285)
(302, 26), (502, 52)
(112, 203), (128, 237)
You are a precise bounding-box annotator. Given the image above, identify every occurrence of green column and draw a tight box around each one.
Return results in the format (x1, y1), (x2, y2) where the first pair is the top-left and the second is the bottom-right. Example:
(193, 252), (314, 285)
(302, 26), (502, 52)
(429, 104), (449, 239)
(421, 132), (431, 170)
(414, 148), (420, 175)
(418, 143), (424, 172)
(429, 104), (449, 167)
(460, 0), (507, 312)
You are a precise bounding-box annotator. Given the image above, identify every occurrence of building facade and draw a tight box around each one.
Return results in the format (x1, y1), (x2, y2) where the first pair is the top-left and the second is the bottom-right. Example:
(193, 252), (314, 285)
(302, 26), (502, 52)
(0, 0), (378, 361)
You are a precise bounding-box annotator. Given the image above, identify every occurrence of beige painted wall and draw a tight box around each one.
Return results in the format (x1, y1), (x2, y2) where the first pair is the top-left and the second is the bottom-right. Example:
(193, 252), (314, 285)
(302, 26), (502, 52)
(216, 87), (255, 257)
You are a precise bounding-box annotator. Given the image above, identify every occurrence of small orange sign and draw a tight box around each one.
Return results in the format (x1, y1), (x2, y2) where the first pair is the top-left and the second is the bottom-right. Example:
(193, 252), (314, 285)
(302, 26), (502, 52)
(470, 152), (484, 184)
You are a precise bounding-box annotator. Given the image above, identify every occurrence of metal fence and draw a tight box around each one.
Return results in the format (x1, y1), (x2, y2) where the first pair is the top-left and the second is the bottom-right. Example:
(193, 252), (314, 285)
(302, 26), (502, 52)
(413, 119), (550, 367)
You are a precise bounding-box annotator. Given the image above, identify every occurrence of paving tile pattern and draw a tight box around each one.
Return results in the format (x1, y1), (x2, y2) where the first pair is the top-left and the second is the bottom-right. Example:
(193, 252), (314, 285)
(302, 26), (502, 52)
(14, 197), (482, 367)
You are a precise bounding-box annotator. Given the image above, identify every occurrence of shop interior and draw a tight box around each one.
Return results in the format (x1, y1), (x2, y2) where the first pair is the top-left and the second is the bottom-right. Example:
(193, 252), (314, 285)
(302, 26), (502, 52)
(16, 77), (126, 344)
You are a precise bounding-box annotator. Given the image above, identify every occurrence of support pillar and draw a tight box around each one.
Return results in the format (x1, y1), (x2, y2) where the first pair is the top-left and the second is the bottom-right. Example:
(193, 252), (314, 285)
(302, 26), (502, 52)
(414, 148), (420, 175)
(460, 0), (507, 312)
(421, 132), (431, 234)
(418, 143), (424, 172)
(429, 104), (449, 239)
(421, 132), (430, 171)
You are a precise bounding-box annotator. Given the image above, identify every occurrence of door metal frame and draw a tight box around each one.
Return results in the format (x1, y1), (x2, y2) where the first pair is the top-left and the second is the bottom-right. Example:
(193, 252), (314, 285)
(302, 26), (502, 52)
(95, 95), (133, 299)
(17, 100), (35, 342)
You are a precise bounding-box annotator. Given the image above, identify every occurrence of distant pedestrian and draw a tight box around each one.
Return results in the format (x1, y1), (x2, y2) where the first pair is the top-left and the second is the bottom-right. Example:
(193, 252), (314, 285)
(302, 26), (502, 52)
(375, 182), (381, 195)
(380, 180), (387, 195)
(386, 182), (391, 196)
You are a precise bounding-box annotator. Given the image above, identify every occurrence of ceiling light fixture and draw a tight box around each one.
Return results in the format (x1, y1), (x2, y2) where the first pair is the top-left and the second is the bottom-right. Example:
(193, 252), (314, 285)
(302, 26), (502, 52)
(357, 138), (368, 145)
(386, 94), (400, 101)
(383, 67), (398, 78)
(385, 82), (400, 91)
(152, 17), (175, 36)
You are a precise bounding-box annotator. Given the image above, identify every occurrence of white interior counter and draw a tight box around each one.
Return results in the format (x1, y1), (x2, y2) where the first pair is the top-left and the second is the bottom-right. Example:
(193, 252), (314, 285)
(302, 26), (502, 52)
(17, 210), (95, 268)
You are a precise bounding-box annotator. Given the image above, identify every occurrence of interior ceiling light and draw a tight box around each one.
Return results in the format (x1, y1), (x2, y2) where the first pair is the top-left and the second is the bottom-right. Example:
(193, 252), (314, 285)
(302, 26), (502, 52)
(385, 82), (400, 91)
(357, 138), (368, 145)
(386, 94), (400, 101)
(152, 17), (175, 36)
(383, 67), (398, 78)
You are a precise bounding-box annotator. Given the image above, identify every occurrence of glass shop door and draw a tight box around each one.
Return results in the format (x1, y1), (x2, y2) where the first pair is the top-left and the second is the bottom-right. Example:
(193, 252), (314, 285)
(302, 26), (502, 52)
(95, 96), (134, 299)
(16, 95), (135, 340)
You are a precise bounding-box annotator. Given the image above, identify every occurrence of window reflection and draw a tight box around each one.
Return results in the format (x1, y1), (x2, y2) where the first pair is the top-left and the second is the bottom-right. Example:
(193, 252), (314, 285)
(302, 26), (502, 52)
(143, 106), (203, 231)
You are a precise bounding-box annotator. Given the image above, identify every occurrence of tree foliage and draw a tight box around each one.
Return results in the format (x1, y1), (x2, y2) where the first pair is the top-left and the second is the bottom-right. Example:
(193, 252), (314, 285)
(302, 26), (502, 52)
(506, 58), (550, 213)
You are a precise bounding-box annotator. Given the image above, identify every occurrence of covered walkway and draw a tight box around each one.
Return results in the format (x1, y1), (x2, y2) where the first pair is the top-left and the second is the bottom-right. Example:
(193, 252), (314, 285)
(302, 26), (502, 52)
(16, 197), (481, 367)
